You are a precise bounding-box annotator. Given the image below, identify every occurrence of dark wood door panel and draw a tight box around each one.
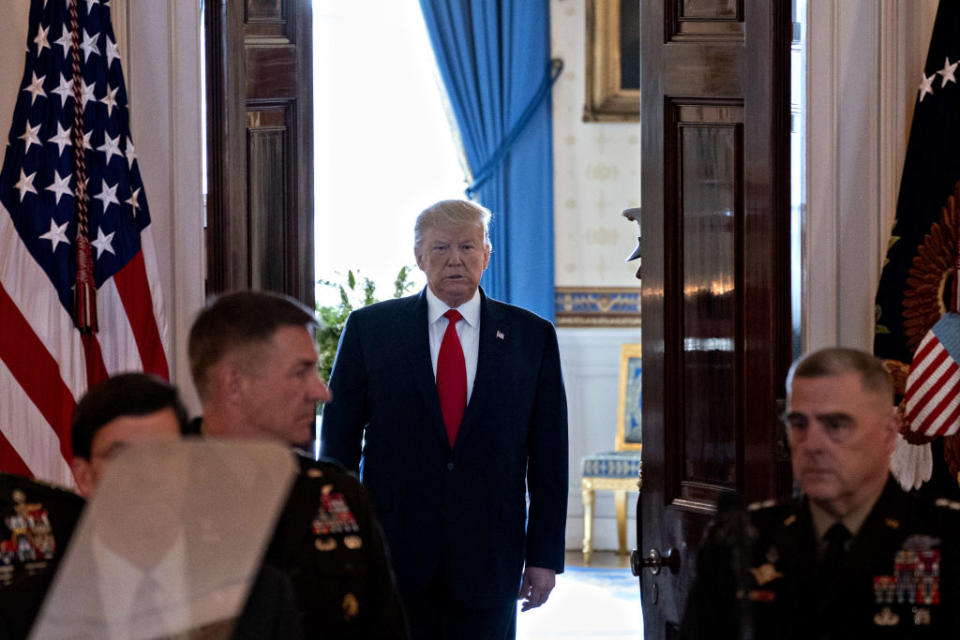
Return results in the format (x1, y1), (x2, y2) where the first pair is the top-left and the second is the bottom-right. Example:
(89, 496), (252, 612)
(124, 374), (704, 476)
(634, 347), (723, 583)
(664, 46), (742, 96)
(205, 0), (313, 305)
(245, 47), (298, 100)
(639, 1), (791, 639)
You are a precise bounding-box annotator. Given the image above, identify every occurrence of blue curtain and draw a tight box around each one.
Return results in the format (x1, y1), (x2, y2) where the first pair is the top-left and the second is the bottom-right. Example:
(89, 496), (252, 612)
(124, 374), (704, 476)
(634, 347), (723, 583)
(418, 0), (557, 322)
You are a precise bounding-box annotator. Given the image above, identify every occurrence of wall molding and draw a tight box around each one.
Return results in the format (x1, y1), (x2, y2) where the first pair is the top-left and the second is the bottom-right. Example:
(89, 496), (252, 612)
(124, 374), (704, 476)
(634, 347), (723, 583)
(555, 286), (642, 327)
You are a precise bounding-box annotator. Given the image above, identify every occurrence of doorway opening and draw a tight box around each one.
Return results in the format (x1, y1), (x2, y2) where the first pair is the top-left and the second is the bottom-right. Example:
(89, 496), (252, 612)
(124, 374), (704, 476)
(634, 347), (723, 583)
(312, 0), (464, 306)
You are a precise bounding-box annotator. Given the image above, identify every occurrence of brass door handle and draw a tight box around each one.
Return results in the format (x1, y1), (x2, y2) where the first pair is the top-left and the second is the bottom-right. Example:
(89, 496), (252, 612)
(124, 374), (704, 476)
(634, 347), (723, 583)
(631, 547), (680, 576)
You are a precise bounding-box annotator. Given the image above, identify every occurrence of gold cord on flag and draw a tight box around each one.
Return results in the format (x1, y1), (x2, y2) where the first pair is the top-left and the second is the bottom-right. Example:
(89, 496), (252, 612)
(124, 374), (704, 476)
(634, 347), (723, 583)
(69, 0), (97, 333)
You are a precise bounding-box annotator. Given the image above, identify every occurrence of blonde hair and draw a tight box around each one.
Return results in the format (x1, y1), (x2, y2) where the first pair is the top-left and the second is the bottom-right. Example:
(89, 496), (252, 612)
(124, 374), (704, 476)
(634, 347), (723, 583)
(414, 199), (492, 252)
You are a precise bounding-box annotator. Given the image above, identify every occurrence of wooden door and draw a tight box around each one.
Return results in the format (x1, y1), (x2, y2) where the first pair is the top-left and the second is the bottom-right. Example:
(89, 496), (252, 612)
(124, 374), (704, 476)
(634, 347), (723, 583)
(205, 0), (314, 306)
(636, 1), (793, 638)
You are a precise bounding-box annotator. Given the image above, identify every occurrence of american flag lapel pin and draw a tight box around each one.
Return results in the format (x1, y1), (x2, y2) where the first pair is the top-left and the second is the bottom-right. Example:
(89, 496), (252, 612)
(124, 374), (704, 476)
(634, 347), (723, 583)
(496, 330), (505, 340)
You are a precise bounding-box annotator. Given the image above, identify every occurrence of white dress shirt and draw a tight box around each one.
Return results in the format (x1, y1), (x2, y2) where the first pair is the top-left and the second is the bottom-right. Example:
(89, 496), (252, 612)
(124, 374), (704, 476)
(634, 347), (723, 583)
(426, 287), (481, 403)
(92, 531), (190, 639)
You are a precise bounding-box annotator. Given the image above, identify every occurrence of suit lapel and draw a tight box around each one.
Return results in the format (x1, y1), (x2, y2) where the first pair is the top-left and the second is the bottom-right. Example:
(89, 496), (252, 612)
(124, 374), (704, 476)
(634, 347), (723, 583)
(456, 290), (508, 447)
(401, 290), (450, 449)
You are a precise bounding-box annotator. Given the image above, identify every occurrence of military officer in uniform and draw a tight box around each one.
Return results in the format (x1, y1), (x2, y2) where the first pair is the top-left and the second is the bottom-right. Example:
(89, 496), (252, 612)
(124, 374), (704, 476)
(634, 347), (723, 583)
(0, 473), (84, 638)
(188, 290), (409, 639)
(680, 347), (960, 639)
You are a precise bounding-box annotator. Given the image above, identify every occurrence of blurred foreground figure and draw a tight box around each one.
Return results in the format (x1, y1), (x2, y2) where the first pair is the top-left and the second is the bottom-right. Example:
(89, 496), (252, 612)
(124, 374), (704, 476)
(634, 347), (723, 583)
(33, 374), (300, 640)
(680, 347), (960, 639)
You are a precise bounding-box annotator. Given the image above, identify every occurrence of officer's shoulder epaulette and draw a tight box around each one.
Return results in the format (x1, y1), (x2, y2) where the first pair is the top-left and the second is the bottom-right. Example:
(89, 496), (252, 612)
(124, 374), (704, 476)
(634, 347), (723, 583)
(294, 453), (360, 481)
(747, 499), (799, 530)
(934, 497), (960, 511)
(747, 499), (777, 512)
(0, 473), (84, 508)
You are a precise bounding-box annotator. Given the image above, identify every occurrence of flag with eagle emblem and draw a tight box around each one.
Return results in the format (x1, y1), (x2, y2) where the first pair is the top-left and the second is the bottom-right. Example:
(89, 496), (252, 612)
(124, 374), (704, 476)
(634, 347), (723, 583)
(873, 0), (960, 495)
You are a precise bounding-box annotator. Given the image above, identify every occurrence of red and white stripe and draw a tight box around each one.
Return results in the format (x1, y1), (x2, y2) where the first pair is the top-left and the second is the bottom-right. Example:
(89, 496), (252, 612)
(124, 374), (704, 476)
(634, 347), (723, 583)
(0, 201), (169, 487)
(905, 331), (960, 440)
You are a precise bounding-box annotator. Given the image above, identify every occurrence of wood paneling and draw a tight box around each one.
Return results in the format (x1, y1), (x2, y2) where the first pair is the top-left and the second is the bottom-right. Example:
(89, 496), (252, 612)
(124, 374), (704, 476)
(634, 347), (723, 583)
(245, 47), (297, 100)
(676, 112), (741, 489)
(246, 0), (283, 22)
(248, 122), (287, 292)
(205, 0), (313, 306)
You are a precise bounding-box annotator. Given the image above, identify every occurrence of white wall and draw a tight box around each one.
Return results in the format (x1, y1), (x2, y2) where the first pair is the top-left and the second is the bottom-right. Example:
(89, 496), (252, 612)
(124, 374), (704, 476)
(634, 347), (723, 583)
(550, 0), (642, 289)
(558, 327), (641, 551)
(0, 1), (205, 411)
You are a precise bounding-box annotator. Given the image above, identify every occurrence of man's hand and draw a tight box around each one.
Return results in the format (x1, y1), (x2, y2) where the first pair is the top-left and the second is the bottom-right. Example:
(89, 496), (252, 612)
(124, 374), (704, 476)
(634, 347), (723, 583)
(517, 566), (556, 612)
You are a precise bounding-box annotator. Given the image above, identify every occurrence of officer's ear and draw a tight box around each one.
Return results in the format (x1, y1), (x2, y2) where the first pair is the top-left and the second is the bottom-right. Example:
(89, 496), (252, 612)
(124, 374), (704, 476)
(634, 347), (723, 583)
(216, 359), (245, 404)
(71, 457), (95, 498)
(881, 404), (900, 454)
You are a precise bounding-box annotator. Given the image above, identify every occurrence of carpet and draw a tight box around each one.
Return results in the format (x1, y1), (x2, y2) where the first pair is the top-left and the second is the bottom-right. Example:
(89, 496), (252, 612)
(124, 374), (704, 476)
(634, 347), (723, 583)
(516, 566), (643, 639)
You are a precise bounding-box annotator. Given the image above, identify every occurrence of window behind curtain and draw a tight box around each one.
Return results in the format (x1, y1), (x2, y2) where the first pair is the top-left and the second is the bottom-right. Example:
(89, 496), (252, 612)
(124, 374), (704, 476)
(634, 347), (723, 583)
(313, 0), (466, 304)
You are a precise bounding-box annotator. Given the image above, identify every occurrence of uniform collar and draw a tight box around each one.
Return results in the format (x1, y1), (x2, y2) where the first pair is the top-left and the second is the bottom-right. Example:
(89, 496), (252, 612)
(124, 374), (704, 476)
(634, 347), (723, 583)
(808, 479), (886, 541)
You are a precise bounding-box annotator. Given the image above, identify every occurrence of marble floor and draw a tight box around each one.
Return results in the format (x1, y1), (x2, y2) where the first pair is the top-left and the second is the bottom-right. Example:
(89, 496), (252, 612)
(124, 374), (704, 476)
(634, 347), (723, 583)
(516, 551), (644, 640)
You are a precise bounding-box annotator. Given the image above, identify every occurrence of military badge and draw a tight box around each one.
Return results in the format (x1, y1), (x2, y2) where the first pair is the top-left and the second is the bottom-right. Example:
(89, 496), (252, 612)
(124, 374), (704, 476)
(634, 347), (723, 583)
(874, 575), (896, 605)
(312, 484), (360, 536)
(884, 535), (942, 612)
(342, 593), (359, 621)
(748, 589), (776, 602)
(874, 606), (900, 626)
(0, 487), (58, 585)
(315, 538), (337, 552)
(749, 563), (782, 587)
(895, 550), (919, 604)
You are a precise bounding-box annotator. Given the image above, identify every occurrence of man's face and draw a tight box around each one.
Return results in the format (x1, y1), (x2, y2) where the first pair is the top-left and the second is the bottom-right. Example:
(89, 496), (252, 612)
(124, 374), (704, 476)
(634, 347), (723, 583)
(415, 224), (490, 308)
(72, 407), (182, 497)
(784, 372), (898, 518)
(238, 325), (331, 444)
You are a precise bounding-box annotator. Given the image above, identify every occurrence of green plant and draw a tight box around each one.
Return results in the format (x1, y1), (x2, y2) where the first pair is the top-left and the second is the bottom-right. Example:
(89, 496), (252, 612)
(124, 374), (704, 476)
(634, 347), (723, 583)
(315, 266), (417, 384)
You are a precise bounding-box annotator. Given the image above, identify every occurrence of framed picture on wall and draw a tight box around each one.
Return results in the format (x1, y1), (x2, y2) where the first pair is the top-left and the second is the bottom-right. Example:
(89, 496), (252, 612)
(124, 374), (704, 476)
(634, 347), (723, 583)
(615, 343), (642, 451)
(583, 0), (640, 122)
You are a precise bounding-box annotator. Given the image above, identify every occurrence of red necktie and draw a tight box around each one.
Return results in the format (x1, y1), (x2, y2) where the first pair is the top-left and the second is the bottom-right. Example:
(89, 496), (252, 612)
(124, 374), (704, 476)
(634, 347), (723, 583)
(437, 309), (466, 446)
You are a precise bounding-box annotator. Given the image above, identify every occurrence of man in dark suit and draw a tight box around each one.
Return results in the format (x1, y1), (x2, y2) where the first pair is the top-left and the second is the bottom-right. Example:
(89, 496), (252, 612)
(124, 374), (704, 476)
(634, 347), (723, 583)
(188, 290), (409, 639)
(321, 199), (569, 639)
(680, 347), (960, 639)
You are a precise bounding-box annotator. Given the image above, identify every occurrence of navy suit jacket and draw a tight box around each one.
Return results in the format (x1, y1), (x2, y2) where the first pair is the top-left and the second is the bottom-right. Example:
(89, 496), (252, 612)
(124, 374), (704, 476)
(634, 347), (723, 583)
(320, 288), (568, 607)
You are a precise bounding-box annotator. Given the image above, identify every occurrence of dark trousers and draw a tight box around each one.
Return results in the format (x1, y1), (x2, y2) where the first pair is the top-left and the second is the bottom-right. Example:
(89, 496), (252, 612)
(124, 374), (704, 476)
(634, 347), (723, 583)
(404, 573), (517, 640)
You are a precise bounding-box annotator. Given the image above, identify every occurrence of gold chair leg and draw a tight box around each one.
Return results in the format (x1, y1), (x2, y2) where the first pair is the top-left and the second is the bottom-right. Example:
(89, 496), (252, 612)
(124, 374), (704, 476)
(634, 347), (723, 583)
(615, 489), (627, 556)
(581, 480), (594, 565)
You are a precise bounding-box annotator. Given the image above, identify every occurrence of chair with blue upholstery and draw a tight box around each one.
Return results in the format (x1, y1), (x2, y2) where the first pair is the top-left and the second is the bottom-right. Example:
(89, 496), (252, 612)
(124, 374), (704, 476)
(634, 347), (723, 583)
(580, 344), (642, 564)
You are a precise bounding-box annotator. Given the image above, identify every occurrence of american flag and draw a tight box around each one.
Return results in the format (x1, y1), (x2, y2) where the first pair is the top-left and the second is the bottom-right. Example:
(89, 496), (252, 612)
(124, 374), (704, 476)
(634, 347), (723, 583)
(0, 0), (168, 486)
(905, 313), (960, 440)
(873, 0), (960, 493)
